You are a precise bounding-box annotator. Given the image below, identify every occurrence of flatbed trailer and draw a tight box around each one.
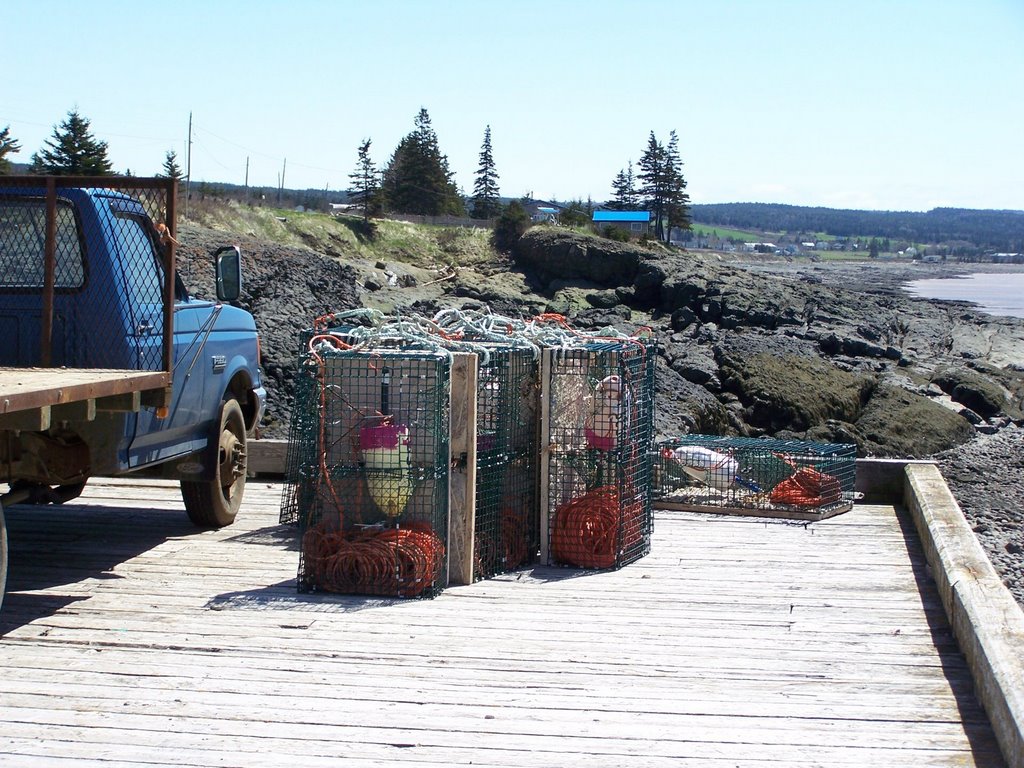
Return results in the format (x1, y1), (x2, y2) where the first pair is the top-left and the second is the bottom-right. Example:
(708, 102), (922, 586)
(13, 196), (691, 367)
(0, 367), (171, 605)
(0, 367), (170, 426)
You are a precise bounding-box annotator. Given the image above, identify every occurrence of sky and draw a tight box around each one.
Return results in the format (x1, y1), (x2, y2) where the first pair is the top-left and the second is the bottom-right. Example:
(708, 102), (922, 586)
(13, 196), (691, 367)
(4, 0), (1023, 212)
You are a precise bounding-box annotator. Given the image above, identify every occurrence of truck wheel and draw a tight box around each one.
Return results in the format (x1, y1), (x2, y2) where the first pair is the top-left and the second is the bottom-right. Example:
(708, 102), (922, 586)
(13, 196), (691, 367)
(1, 503), (7, 611)
(181, 398), (247, 528)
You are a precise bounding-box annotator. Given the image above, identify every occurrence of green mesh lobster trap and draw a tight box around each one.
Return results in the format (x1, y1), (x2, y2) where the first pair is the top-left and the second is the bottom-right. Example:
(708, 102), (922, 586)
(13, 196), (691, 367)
(471, 344), (540, 580)
(282, 339), (451, 598)
(541, 339), (656, 570)
(653, 435), (856, 520)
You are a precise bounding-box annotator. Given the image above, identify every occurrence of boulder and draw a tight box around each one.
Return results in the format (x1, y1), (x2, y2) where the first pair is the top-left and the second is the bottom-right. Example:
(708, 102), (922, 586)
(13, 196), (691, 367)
(854, 383), (975, 457)
(514, 228), (645, 287)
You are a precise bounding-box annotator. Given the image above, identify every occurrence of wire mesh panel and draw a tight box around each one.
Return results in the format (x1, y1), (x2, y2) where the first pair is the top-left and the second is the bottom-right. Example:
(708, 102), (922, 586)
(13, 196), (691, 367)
(0, 176), (175, 373)
(542, 340), (656, 569)
(285, 343), (451, 598)
(653, 435), (856, 520)
(473, 345), (540, 579)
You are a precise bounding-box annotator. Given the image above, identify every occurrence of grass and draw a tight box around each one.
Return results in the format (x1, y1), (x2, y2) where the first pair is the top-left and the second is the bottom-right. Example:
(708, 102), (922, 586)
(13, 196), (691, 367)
(689, 222), (765, 241)
(185, 199), (497, 268)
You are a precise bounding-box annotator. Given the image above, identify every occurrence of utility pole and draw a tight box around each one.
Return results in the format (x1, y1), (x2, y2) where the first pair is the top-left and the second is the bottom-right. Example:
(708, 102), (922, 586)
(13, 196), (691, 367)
(184, 111), (193, 220)
(244, 156), (249, 199)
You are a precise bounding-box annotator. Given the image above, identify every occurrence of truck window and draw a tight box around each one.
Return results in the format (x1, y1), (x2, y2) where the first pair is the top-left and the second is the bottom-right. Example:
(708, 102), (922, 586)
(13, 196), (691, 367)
(112, 212), (164, 306)
(0, 197), (86, 290)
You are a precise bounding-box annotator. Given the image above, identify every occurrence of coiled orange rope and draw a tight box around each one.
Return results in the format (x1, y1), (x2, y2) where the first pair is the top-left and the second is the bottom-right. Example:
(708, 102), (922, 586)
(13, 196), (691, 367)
(551, 485), (643, 569)
(769, 466), (842, 508)
(473, 506), (532, 577)
(303, 521), (445, 597)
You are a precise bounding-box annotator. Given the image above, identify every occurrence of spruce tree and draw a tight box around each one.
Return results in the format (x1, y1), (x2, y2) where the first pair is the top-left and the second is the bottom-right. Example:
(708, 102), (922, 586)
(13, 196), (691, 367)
(637, 131), (690, 242)
(382, 108), (463, 216)
(637, 132), (668, 240)
(0, 125), (22, 174)
(663, 131), (691, 238)
(470, 125), (501, 219)
(30, 109), (113, 176)
(160, 150), (184, 181)
(609, 161), (639, 210)
(348, 138), (382, 221)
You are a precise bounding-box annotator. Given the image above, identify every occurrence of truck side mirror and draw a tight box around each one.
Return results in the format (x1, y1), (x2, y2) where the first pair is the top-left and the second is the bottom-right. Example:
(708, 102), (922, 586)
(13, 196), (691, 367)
(214, 246), (242, 302)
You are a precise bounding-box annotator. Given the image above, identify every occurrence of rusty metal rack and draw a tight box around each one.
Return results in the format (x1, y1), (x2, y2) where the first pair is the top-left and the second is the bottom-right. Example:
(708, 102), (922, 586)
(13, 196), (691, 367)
(0, 176), (177, 376)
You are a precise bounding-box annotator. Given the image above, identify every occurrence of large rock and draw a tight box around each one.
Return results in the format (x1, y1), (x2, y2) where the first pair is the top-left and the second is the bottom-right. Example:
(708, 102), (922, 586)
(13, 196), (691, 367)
(514, 228), (646, 288)
(931, 365), (1018, 419)
(854, 383), (975, 457)
(715, 332), (873, 433)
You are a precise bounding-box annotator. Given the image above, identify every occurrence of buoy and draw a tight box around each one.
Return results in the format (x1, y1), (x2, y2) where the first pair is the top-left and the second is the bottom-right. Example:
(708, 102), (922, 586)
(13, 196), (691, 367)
(666, 445), (740, 492)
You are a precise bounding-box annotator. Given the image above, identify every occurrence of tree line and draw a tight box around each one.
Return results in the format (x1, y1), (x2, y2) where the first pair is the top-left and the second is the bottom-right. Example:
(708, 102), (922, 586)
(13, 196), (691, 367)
(0, 109), (184, 180)
(2, 107), (694, 245)
(692, 202), (1024, 253)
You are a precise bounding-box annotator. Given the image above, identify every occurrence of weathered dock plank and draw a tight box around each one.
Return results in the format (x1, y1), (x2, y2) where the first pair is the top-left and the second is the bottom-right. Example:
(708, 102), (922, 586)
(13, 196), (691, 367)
(0, 477), (1006, 767)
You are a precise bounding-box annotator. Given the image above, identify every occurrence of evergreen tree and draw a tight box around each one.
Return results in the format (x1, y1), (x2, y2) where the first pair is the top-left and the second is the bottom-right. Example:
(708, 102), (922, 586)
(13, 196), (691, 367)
(637, 130), (690, 242)
(492, 200), (531, 253)
(555, 199), (587, 228)
(29, 109), (113, 175)
(637, 132), (668, 240)
(663, 131), (691, 238)
(609, 161), (639, 210)
(382, 108), (463, 216)
(160, 150), (184, 181)
(470, 125), (501, 219)
(348, 138), (382, 220)
(0, 125), (22, 174)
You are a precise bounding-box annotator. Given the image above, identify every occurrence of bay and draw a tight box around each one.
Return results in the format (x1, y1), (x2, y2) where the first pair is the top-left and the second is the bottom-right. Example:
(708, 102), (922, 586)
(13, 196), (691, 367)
(905, 272), (1024, 318)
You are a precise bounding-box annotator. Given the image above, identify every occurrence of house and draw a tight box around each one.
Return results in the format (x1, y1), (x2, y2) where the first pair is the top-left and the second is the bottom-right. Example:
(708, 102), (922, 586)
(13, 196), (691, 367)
(522, 199), (564, 223)
(592, 210), (651, 235)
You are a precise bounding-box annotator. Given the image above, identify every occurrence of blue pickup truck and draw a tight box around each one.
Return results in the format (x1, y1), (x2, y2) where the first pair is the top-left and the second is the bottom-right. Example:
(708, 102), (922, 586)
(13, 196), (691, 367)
(0, 177), (266, 605)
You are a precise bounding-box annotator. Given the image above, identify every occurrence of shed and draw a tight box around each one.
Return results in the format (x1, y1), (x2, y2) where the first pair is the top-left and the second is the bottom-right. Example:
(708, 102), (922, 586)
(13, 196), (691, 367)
(592, 210), (651, 235)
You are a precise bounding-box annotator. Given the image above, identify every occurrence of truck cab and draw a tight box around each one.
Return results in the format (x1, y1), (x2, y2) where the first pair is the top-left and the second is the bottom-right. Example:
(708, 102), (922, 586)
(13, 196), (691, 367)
(0, 177), (265, 530)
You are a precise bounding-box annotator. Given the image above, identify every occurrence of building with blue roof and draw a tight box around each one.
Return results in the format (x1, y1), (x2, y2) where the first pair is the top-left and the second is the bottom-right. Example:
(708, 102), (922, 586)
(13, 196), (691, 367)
(592, 210), (652, 235)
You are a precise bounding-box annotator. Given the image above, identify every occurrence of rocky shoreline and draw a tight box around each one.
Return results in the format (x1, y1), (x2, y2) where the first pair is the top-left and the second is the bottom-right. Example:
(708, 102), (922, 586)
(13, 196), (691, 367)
(175, 223), (1024, 607)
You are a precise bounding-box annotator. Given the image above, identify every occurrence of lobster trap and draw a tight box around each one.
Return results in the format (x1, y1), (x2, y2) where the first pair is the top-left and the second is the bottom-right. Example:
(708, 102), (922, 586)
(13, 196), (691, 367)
(470, 345), (540, 580)
(282, 343), (451, 598)
(540, 340), (656, 569)
(653, 435), (856, 520)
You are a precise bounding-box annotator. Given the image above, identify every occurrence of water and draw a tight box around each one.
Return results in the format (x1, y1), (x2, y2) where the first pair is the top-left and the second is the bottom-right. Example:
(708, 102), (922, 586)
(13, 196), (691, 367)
(905, 272), (1024, 319)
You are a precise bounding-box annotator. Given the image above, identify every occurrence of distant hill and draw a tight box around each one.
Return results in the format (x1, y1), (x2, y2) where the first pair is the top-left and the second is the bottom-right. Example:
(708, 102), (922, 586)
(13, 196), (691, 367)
(691, 203), (1024, 252)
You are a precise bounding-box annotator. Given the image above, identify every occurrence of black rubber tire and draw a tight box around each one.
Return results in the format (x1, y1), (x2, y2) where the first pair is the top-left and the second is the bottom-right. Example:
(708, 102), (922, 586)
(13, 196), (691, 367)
(181, 399), (247, 528)
(1, 502), (7, 612)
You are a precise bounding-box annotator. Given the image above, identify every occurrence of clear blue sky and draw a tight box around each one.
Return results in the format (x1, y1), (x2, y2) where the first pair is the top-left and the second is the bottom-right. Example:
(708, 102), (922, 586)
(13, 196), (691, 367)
(4, 0), (1022, 211)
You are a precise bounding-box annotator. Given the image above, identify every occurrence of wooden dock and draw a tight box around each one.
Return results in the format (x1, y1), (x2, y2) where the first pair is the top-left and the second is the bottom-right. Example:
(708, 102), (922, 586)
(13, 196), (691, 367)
(0, 477), (1006, 767)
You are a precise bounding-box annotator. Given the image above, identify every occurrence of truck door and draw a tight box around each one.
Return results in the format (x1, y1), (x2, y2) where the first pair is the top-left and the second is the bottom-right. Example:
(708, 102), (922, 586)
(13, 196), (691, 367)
(106, 208), (209, 466)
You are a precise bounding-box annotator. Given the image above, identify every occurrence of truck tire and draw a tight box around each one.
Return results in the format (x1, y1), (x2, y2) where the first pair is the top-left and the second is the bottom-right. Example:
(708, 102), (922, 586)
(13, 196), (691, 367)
(181, 398), (247, 528)
(1, 502), (7, 611)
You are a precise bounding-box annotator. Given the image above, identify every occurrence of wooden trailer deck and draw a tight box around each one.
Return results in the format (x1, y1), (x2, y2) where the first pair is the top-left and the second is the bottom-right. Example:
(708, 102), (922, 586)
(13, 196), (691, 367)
(0, 477), (1007, 767)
